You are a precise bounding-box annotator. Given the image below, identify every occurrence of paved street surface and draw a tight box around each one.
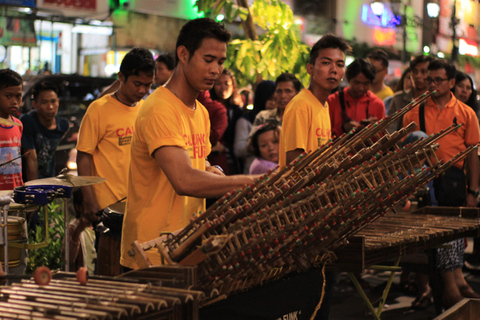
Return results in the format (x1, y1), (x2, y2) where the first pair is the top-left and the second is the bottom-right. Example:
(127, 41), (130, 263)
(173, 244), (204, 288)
(330, 239), (480, 320)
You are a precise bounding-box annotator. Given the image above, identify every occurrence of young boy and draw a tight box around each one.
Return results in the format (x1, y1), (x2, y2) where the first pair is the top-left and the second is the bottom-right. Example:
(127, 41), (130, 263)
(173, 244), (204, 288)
(21, 81), (69, 181)
(0, 69), (23, 190)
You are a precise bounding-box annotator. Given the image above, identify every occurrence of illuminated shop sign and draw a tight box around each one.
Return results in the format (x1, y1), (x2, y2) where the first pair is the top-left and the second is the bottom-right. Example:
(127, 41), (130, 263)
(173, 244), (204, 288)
(373, 27), (396, 45)
(459, 38), (479, 57)
(361, 4), (401, 28)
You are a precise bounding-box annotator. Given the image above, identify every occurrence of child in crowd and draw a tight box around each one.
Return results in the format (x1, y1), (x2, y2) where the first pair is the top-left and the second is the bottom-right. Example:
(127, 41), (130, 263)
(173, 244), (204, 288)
(249, 122), (280, 175)
(0, 69), (23, 190)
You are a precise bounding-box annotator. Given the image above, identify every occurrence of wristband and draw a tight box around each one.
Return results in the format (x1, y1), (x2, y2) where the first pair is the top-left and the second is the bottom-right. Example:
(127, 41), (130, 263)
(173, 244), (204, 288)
(213, 165), (224, 173)
(467, 188), (479, 198)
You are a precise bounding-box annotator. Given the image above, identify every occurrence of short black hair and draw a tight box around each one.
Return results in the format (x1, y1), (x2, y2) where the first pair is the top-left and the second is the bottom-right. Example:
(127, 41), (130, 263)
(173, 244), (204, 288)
(119, 47), (155, 82)
(156, 52), (175, 71)
(32, 81), (59, 101)
(0, 69), (22, 90)
(275, 73), (302, 93)
(428, 59), (456, 79)
(251, 122), (280, 158)
(175, 18), (231, 67)
(367, 49), (389, 68)
(309, 34), (352, 65)
(409, 55), (434, 70)
(346, 58), (376, 82)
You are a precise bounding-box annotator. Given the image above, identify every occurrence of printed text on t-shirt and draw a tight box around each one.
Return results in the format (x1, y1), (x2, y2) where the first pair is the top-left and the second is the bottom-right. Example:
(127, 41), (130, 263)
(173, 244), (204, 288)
(184, 133), (207, 159)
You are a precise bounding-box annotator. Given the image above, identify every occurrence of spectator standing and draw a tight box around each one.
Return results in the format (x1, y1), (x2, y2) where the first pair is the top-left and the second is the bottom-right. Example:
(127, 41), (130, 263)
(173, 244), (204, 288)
(403, 59), (480, 307)
(154, 52), (175, 87)
(250, 73), (301, 135)
(387, 55), (433, 134)
(209, 68), (244, 174)
(234, 80), (276, 174)
(76, 48), (155, 275)
(384, 67), (412, 114)
(21, 81), (69, 181)
(0, 69), (23, 190)
(452, 71), (478, 115)
(327, 58), (385, 137)
(367, 49), (394, 101)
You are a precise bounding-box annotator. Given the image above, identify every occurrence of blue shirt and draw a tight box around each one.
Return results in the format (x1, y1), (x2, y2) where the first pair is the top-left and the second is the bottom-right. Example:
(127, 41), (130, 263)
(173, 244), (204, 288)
(20, 110), (70, 178)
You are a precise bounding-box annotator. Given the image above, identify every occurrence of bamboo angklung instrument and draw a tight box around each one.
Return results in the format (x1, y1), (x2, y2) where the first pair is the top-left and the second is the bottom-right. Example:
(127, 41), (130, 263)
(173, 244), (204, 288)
(129, 90), (478, 296)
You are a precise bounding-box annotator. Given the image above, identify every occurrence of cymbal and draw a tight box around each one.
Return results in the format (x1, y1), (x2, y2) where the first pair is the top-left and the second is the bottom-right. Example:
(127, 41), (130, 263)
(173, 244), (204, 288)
(0, 117), (20, 127)
(25, 173), (106, 187)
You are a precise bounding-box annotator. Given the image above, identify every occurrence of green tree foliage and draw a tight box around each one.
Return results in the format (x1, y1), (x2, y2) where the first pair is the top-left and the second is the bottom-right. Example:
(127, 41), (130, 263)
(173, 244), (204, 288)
(195, 0), (310, 87)
(26, 201), (65, 273)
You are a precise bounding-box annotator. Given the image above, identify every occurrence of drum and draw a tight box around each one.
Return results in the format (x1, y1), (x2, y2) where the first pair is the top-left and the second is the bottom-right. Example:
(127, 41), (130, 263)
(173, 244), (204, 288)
(101, 201), (125, 238)
(0, 216), (26, 268)
(97, 201), (125, 276)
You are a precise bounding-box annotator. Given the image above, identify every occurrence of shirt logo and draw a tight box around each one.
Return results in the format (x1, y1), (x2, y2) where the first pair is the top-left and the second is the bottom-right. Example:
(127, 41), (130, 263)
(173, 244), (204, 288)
(184, 133), (207, 159)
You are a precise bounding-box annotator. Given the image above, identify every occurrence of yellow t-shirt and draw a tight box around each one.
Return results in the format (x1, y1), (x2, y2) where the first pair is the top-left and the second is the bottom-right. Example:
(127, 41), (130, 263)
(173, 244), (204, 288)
(76, 95), (142, 208)
(120, 87), (211, 269)
(279, 89), (331, 168)
(375, 86), (394, 101)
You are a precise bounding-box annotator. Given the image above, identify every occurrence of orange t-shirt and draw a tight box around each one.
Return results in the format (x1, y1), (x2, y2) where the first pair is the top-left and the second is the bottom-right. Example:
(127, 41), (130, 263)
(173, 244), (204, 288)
(403, 93), (480, 168)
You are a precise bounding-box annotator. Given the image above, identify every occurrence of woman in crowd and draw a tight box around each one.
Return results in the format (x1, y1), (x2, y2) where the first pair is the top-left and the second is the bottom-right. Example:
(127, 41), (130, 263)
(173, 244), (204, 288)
(209, 69), (244, 174)
(249, 122), (280, 175)
(452, 71), (478, 115)
(234, 80), (276, 174)
(384, 67), (412, 114)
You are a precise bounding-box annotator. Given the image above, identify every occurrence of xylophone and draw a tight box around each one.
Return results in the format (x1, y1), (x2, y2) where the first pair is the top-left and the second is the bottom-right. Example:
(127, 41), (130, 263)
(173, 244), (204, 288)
(332, 206), (480, 272)
(0, 267), (203, 320)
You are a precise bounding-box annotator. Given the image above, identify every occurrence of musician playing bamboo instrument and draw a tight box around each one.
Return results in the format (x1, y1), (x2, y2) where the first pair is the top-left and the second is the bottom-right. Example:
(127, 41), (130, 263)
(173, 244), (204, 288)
(120, 18), (256, 271)
(278, 34), (352, 320)
(403, 59), (480, 307)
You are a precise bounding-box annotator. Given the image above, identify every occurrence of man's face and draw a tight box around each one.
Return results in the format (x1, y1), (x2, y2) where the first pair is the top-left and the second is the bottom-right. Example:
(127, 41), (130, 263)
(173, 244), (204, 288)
(369, 58), (387, 85)
(33, 90), (59, 122)
(119, 71), (154, 105)
(181, 38), (227, 92)
(275, 81), (298, 109)
(155, 61), (172, 86)
(411, 61), (429, 90)
(426, 68), (454, 99)
(0, 85), (22, 119)
(348, 73), (371, 99)
(307, 48), (346, 93)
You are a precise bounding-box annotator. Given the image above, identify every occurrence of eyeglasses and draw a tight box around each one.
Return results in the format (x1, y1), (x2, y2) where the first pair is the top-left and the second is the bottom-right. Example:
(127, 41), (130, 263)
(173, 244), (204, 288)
(425, 77), (449, 85)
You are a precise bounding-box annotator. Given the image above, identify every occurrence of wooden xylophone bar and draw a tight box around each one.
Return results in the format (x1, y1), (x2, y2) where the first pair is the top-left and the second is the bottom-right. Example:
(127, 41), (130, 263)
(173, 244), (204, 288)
(0, 272), (204, 320)
(331, 207), (480, 273)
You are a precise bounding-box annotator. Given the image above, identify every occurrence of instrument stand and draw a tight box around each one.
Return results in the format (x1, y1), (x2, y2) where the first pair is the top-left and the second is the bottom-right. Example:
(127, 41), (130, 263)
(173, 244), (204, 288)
(0, 197), (11, 274)
(347, 256), (402, 320)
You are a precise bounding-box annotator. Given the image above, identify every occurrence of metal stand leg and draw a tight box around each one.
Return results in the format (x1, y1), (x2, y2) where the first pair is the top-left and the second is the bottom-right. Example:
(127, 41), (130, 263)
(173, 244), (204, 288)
(64, 198), (69, 272)
(2, 203), (9, 274)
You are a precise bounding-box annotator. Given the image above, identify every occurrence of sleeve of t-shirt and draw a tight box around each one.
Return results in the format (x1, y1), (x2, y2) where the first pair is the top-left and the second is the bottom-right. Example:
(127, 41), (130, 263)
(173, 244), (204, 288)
(76, 104), (102, 154)
(371, 99), (386, 120)
(464, 109), (480, 146)
(282, 102), (310, 153)
(142, 107), (186, 157)
(20, 115), (35, 150)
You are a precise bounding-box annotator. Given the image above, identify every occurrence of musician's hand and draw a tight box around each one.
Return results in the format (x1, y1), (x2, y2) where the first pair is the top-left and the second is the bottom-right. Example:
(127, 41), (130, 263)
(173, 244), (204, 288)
(82, 200), (101, 223)
(343, 120), (361, 133)
(466, 193), (478, 207)
(206, 165), (225, 176)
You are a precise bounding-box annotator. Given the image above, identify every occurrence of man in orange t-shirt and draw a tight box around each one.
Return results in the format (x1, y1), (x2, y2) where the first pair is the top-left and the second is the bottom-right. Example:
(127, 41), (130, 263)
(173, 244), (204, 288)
(403, 59), (480, 307)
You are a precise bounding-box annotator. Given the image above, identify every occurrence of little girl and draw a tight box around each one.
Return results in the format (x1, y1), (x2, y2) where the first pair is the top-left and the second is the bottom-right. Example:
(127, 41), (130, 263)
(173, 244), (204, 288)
(249, 122), (280, 175)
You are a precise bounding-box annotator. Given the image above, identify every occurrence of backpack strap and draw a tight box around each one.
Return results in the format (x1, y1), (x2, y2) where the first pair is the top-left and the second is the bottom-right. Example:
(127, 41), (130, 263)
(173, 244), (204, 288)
(419, 102), (426, 133)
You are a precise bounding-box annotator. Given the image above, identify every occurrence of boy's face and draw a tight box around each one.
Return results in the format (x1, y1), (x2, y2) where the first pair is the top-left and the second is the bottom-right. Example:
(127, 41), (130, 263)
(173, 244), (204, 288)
(348, 73), (372, 99)
(180, 37), (227, 92)
(33, 90), (59, 122)
(119, 71), (154, 105)
(155, 61), (172, 86)
(0, 85), (22, 119)
(307, 48), (346, 93)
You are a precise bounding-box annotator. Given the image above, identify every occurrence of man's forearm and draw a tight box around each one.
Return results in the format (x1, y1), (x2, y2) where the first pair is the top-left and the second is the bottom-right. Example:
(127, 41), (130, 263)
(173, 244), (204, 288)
(24, 150), (38, 181)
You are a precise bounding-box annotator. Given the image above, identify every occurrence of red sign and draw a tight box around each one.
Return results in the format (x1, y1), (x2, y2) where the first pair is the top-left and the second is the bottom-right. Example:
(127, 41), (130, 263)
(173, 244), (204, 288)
(373, 27), (396, 46)
(43, 0), (96, 10)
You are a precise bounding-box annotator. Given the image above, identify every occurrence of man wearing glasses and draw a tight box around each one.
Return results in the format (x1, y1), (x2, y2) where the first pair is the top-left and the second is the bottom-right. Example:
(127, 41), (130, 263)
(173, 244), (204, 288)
(21, 81), (69, 181)
(403, 59), (480, 306)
